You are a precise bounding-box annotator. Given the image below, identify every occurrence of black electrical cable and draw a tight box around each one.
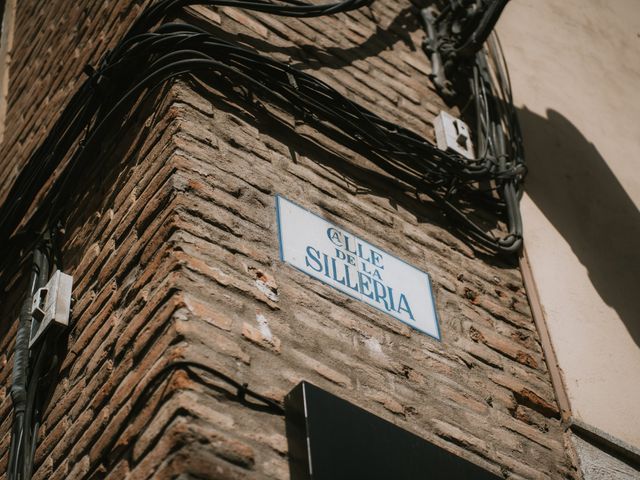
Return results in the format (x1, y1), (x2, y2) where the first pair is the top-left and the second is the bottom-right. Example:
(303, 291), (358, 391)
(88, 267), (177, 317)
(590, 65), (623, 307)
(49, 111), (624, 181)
(0, 0), (526, 258)
(8, 236), (53, 480)
(84, 360), (284, 477)
(7, 252), (41, 480)
(0, 25), (524, 256)
(466, 32), (524, 252)
(418, 0), (524, 252)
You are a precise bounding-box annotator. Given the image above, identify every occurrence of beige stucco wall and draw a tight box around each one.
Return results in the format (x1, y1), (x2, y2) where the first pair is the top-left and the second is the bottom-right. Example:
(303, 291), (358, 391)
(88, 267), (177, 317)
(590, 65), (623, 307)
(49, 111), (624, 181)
(498, 0), (640, 449)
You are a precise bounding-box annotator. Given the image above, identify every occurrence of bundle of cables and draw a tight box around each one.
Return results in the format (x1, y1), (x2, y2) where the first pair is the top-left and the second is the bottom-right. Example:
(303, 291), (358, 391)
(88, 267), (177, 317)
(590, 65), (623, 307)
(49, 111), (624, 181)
(465, 32), (525, 254)
(7, 233), (65, 480)
(5, 1), (524, 478)
(0, 0), (525, 258)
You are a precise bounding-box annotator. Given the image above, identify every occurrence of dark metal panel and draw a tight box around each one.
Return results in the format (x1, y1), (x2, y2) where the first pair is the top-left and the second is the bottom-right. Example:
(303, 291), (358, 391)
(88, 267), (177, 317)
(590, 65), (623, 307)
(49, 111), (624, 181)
(285, 381), (501, 480)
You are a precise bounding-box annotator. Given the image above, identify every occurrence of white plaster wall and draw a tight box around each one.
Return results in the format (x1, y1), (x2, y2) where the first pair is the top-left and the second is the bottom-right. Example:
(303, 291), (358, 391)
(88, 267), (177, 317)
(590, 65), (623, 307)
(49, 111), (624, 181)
(497, 0), (640, 449)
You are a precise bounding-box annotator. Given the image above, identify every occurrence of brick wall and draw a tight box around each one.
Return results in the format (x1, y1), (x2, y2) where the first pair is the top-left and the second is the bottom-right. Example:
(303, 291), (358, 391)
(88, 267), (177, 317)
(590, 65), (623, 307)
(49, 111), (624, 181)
(0, 1), (578, 479)
(0, 0), (147, 203)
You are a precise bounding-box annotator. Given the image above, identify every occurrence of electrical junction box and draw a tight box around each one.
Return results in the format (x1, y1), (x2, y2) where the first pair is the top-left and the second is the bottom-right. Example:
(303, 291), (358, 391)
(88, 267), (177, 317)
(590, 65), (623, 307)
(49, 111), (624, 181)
(434, 110), (475, 159)
(29, 270), (73, 348)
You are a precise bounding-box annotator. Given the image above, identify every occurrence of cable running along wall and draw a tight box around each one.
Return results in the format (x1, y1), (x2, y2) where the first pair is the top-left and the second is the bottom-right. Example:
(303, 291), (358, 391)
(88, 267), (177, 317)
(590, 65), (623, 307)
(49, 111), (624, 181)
(0, 0), (523, 257)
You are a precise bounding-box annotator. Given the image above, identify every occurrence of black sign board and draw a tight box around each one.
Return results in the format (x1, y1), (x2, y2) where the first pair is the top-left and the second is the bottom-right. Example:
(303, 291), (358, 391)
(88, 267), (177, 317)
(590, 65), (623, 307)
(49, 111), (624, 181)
(285, 382), (501, 480)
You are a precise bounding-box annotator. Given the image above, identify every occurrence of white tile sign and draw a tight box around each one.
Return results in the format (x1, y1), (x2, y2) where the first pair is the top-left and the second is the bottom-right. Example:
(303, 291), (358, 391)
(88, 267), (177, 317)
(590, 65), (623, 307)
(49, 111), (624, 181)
(276, 195), (440, 340)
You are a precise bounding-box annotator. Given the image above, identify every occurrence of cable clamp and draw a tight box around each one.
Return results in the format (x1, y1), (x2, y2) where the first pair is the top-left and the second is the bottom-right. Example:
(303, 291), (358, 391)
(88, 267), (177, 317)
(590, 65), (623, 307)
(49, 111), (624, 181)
(29, 270), (73, 348)
(237, 382), (249, 403)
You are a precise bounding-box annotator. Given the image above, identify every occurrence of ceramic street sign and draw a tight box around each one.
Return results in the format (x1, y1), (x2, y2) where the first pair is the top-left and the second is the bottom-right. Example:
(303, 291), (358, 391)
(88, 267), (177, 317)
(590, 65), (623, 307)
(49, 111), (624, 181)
(276, 195), (440, 340)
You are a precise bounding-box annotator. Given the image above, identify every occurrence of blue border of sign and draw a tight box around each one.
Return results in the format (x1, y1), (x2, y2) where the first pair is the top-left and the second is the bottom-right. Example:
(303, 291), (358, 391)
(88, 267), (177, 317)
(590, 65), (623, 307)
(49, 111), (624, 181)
(275, 194), (441, 341)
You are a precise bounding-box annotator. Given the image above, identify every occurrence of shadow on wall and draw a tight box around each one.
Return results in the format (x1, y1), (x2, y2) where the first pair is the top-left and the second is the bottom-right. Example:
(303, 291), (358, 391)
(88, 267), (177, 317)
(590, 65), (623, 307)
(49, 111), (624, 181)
(518, 107), (640, 346)
(187, 5), (420, 72)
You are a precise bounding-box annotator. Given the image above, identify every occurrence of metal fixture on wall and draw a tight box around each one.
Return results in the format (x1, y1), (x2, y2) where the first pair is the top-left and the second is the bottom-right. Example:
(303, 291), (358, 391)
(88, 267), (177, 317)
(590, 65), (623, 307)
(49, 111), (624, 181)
(419, 0), (525, 255)
(285, 381), (501, 480)
(421, 0), (510, 97)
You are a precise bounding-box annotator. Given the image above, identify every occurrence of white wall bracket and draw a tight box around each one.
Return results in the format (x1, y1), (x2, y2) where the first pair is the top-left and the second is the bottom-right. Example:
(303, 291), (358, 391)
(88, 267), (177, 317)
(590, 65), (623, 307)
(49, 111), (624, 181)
(29, 270), (73, 348)
(434, 110), (475, 159)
